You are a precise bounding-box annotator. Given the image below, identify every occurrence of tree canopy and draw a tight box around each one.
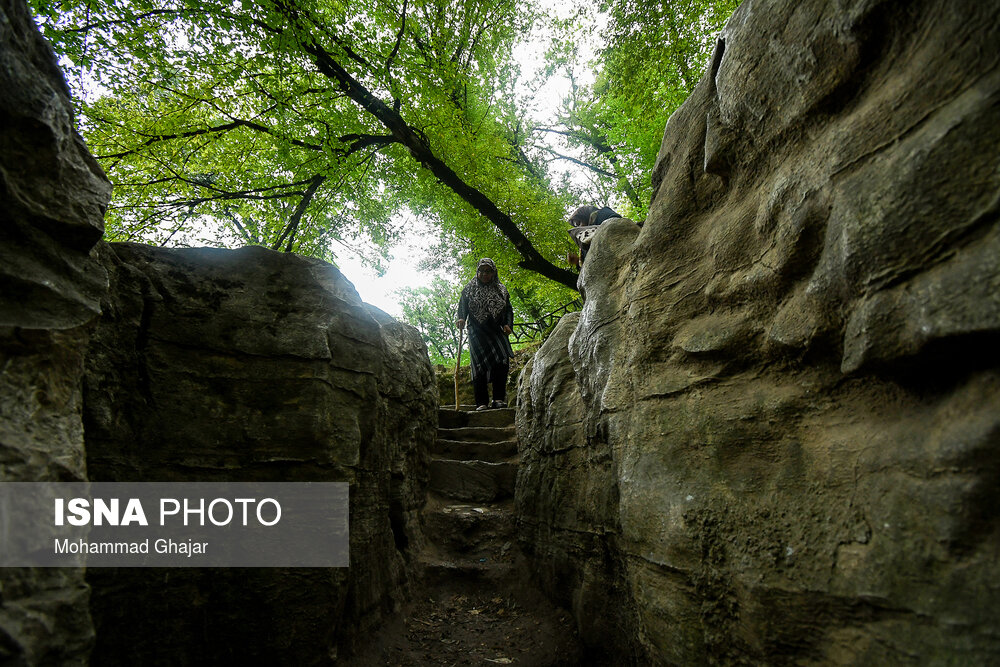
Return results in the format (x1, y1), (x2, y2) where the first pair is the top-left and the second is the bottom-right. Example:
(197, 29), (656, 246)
(533, 0), (740, 221)
(30, 0), (737, 312)
(396, 277), (464, 364)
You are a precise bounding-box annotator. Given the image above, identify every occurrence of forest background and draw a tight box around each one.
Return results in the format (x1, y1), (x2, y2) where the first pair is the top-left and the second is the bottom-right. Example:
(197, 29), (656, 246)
(31, 0), (738, 364)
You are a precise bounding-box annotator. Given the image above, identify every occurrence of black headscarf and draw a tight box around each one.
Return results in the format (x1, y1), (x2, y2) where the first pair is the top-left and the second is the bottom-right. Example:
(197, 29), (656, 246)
(461, 258), (508, 325)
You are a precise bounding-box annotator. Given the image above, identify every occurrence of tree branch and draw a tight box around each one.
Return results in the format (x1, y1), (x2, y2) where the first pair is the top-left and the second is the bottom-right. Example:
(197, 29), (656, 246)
(534, 126), (588, 141)
(112, 187), (309, 210)
(98, 119), (323, 160)
(386, 0), (408, 72)
(222, 207), (256, 244)
(338, 133), (400, 155)
(539, 147), (618, 179)
(277, 3), (578, 289)
(603, 149), (644, 211)
(272, 174), (327, 251)
(535, 125), (612, 153)
(535, 125), (643, 209)
(64, 9), (181, 33)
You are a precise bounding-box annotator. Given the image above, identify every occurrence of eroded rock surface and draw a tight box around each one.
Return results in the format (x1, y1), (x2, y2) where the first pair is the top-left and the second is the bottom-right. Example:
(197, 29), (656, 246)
(1, 0), (438, 660)
(517, 0), (1000, 663)
(0, 0), (110, 661)
(516, 312), (637, 662)
(82, 243), (436, 664)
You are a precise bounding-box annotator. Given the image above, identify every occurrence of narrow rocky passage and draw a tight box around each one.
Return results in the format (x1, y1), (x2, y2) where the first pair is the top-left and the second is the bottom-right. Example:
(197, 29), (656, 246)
(354, 406), (585, 665)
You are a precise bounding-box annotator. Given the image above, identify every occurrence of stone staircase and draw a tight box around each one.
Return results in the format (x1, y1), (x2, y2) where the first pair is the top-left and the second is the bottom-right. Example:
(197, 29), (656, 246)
(355, 405), (585, 664)
(420, 405), (519, 581)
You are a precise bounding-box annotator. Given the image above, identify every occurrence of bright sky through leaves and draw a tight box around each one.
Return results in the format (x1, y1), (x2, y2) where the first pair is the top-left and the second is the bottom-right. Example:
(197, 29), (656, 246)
(30, 0), (738, 333)
(341, 0), (604, 316)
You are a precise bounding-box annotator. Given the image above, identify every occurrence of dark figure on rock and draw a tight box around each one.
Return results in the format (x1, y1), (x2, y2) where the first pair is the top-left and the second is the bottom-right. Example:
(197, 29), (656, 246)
(567, 205), (622, 268)
(456, 258), (514, 411)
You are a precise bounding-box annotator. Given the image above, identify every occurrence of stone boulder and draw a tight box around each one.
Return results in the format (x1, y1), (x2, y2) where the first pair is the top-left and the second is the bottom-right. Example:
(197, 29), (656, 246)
(0, 0), (110, 661)
(517, 0), (1000, 663)
(82, 243), (436, 664)
(0, 0), (438, 659)
(515, 312), (638, 662)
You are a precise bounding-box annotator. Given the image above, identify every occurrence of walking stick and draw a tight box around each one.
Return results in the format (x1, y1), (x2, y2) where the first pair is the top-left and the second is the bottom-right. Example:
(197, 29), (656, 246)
(453, 326), (464, 411)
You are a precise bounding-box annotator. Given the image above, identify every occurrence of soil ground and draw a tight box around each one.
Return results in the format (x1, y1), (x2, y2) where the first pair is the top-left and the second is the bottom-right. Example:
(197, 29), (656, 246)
(351, 565), (586, 666)
(350, 405), (588, 666)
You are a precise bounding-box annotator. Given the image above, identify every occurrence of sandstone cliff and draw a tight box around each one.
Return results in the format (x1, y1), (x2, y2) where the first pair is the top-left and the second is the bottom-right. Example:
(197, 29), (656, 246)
(517, 0), (1000, 663)
(0, 0), (109, 660)
(0, 0), (436, 661)
(82, 243), (436, 664)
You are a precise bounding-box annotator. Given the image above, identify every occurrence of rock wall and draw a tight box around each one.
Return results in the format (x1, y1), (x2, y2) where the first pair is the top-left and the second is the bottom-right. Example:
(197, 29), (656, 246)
(0, 0), (110, 661)
(82, 243), (436, 664)
(516, 312), (640, 662)
(1, 2), (437, 661)
(516, 0), (1000, 663)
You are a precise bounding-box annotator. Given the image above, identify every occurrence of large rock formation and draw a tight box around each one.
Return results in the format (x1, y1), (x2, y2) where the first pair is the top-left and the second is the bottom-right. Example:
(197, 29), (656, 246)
(516, 312), (640, 661)
(81, 243), (436, 664)
(0, 0), (109, 661)
(1, 1), (437, 661)
(517, 0), (1000, 663)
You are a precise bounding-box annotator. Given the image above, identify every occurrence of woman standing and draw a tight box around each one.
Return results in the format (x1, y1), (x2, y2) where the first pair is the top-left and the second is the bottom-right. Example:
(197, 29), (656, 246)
(456, 258), (514, 410)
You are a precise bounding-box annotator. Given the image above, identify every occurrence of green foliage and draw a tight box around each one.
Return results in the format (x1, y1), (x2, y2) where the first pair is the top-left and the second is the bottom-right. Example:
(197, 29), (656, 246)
(28, 0), (738, 304)
(30, 0), (549, 264)
(396, 277), (465, 364)
(537, 0), (739, 221)
(601, 0), (739, 201)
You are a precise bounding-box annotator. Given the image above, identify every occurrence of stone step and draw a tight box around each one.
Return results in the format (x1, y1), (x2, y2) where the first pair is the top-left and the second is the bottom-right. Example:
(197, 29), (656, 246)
(436, 425), (516, 443)
(423, 500), (516, 555)
(428, 459), (517, 502)
(432, 438), (518, 463)
(438, 408), (515, 429)
(417, 554), (516, 586)
(446, 403), (517, 412)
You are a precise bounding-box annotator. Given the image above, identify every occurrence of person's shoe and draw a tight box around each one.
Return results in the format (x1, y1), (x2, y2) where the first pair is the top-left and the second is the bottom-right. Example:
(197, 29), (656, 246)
(491, 400), (508, 409)
(475, 404), (490, 411)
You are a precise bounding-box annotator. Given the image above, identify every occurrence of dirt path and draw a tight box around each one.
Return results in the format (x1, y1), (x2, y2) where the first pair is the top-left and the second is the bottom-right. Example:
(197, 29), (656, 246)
(357, 564), (583, 665)
(351, 407), (586, 665)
